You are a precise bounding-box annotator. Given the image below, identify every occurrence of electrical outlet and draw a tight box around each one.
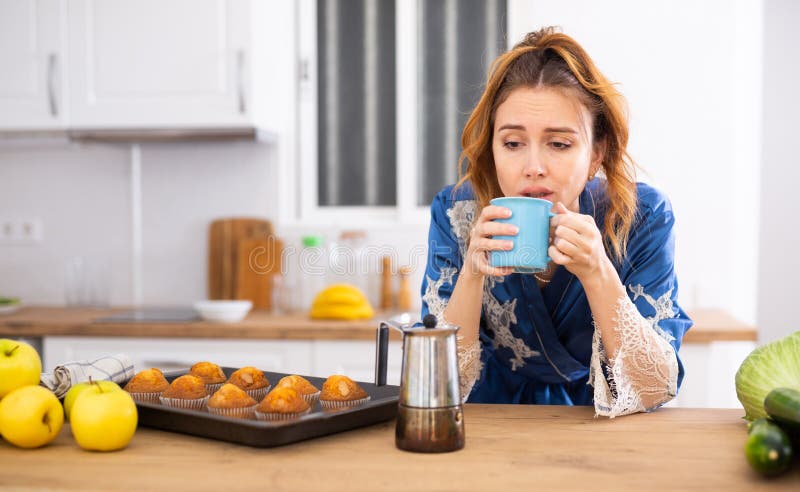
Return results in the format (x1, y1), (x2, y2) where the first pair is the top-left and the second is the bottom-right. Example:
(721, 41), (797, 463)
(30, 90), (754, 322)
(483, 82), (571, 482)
(0, 218), (43, 245)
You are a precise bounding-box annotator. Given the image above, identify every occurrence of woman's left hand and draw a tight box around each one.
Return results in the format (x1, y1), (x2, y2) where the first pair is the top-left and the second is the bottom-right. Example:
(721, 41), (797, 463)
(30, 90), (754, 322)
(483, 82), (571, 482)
(548, 202), (611, 281)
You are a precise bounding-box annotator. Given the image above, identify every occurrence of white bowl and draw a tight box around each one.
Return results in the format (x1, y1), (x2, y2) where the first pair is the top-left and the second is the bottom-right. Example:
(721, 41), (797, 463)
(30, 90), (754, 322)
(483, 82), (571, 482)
(0, 303), (21, 316)
(193, 300), (253, 323)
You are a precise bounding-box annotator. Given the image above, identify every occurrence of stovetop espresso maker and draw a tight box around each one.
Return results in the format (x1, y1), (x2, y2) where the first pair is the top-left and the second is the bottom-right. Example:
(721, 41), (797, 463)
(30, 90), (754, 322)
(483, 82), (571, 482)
(375, 314), (465, 453)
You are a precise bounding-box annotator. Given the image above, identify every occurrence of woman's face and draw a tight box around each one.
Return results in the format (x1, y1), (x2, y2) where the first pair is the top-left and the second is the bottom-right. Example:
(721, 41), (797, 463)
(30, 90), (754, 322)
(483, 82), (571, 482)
(492, 86), (602, 212)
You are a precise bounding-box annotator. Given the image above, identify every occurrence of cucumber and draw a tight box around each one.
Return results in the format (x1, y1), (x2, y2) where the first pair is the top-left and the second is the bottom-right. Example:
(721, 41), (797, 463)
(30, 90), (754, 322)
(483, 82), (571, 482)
(745, 418), (793, 477)
(765, 387), (800, 433)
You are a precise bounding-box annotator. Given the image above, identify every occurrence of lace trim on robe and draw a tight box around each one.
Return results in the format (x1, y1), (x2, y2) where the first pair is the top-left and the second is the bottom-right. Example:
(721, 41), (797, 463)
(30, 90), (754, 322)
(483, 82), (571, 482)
(589, 289), (679, 418)
(456, 335), (483, 403)
(421, 268), (481, 403)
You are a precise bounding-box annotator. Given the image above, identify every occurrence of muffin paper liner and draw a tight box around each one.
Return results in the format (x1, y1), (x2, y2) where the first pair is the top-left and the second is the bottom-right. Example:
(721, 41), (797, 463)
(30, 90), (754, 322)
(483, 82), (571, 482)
(301, 391), (321, 407)
(319, 396), (371, 410)
(204, 382), (225, 394)
(159, 395), (210, 411)
(243, 385), (271, 402)
(254, 408), (312, 421)
(127, 391), (163, 404)
(207, 404), (258, 419)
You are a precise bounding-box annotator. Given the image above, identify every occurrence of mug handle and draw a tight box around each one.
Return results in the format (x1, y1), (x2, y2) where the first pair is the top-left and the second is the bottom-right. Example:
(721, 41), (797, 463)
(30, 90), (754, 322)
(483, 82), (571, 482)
(544, 211), (557, 262)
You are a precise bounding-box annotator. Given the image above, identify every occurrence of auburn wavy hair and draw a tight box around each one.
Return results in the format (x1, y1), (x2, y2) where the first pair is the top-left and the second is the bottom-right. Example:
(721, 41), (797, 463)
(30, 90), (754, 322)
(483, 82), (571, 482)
(456, 27), (638, 263)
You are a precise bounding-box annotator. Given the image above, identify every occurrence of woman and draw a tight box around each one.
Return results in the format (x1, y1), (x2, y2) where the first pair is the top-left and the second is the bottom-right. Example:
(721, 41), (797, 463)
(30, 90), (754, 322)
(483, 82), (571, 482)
(421, 27), (691, 417)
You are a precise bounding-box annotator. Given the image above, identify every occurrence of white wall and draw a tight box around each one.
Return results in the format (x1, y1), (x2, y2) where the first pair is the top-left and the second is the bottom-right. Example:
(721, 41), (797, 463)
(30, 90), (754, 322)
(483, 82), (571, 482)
(508, 0), (763, 325)
(0, 143), (132, 305)
(757, 0), (800, 343)
(138, 142), (276, 305)
(0, 141), (277, 306)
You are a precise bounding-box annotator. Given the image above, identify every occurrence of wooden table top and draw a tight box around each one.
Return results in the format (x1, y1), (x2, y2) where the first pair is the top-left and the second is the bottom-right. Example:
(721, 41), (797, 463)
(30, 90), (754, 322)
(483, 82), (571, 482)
(0, 306), (755, 343)
(0, 405), (795, 491)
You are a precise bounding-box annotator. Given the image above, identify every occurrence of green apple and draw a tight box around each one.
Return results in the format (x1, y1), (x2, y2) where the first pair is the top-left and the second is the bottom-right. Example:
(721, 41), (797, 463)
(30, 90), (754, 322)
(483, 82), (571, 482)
(63, 379), (121, 420)
(70, 381), (138, 452)
(0, 385), (63, 448)
(0, 339), (42, 399)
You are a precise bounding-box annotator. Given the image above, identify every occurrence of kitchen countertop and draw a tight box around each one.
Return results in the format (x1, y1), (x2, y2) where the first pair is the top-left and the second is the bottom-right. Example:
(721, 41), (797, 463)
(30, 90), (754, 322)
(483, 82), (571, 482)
(0, 306), (755, 343)
(0, 405), (795, 491)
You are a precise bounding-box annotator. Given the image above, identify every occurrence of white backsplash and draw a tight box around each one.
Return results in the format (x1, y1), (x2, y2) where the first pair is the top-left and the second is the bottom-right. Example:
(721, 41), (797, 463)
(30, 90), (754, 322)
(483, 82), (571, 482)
(0, 141), (429, 312)
(0, 143), (132, 305)
(0, 140), (275, 307)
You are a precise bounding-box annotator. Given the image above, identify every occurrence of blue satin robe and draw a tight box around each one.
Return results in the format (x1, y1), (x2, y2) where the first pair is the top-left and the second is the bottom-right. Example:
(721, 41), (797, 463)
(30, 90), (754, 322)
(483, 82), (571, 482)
(420, 179), (692, 406)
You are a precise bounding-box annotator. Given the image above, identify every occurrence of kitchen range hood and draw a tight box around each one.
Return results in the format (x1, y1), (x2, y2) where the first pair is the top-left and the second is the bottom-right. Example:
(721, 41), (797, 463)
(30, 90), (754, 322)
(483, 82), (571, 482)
(0, 127), (277, 144)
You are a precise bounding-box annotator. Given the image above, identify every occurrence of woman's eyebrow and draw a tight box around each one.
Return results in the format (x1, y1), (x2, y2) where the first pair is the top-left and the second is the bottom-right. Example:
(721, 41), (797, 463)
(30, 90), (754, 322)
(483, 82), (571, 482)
(496, 123), (526, 132)
(543, 127), (579, 134)
(496, 124), (579, 134)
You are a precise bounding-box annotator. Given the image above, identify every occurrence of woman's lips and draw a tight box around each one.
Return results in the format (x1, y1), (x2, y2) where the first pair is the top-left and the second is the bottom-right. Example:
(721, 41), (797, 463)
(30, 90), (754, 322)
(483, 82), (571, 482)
(519, 189), (554, 200)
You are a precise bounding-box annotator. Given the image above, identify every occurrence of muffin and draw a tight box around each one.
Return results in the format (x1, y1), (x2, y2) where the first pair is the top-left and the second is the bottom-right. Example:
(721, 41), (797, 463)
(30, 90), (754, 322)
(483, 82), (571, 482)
(226, 366), (271, 401)
(275, 375), (320, 406)
(159, 374), (209, 410)
(124, 368), (169, 403)
(189, 361), (227, 393)
(255, 387), (311, 421)
(207, 383), (258, 419)
(319, 375), (370, 409)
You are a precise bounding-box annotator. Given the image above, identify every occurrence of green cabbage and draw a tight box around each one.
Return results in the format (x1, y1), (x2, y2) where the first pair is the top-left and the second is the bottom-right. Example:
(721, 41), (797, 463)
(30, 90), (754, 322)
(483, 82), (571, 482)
(735, 331), (800, 420)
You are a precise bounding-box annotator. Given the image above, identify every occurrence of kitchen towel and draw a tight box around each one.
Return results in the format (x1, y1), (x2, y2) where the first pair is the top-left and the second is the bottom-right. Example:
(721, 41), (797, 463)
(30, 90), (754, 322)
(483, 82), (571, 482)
(40, 354), (135, 398)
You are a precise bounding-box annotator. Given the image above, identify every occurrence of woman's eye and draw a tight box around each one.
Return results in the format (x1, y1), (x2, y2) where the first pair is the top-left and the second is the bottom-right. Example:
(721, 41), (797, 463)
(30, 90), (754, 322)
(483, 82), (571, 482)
(549, 141), (571, 150)
(503, 141), (522, 149)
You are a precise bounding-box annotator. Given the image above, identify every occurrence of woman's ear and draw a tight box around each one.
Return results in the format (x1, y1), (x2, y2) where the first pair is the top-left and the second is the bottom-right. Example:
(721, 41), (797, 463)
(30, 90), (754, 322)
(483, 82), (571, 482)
(590, 139), (607, 177)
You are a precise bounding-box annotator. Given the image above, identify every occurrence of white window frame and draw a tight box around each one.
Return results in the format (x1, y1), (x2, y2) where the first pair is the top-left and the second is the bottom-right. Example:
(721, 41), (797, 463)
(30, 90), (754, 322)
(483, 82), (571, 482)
(290, 0), (427, 227)
(290, 0), (515, 228)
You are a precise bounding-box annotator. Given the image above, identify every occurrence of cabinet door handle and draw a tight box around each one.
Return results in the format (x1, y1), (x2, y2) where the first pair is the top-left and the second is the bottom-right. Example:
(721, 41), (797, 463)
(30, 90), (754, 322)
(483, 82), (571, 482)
(47, 53), (59, 117)
(236, 49), (246, 114)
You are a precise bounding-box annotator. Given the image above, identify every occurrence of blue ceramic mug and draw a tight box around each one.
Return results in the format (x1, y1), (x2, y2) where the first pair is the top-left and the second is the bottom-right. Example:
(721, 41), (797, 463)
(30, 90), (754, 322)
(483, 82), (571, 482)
(489, 197), (555, 273)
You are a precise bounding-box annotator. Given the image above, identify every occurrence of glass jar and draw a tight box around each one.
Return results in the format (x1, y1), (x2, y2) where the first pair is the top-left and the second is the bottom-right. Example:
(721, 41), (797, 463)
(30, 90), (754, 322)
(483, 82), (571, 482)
(298, 235), (328, 311)
(330, 230), (378, 306)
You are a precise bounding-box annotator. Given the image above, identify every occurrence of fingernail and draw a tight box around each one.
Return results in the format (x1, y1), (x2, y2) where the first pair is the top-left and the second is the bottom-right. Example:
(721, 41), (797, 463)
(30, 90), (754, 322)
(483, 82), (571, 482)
(510, 226), (519, 234)
(506, 241), (514, 249)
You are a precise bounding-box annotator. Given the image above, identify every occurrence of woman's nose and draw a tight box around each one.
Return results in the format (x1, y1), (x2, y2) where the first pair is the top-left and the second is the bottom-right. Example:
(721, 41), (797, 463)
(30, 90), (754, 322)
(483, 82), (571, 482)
(523, 152), (546, 177)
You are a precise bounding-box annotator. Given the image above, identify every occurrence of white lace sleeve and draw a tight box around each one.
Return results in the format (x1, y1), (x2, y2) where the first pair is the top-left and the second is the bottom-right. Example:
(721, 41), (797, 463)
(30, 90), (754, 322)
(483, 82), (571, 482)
(588, 294), (679, 418)
(456, 335), (483, 403)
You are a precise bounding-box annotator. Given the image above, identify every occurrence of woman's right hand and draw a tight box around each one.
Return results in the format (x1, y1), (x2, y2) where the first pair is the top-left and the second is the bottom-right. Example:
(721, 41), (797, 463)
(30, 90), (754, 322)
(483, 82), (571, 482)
(464, 205), (518, 278)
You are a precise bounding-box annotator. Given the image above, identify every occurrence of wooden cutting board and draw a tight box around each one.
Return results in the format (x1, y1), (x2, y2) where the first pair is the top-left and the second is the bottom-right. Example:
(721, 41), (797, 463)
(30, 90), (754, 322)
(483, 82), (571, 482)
(208, 218), (277, 306)
(235, 237), (283, 309)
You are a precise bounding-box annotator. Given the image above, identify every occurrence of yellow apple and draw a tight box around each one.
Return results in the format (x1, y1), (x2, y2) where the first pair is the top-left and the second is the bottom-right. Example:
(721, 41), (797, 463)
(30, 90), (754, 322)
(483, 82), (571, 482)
(70, 381), (138, 452)
(0, 385), (63, 448)
(63, 380), (121, 420)
(0, 338), (42, 399)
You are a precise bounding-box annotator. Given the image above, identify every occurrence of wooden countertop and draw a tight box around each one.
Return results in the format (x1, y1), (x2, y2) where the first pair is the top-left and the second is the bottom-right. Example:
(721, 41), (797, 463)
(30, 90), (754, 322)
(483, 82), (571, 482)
(0, 306), (755, 343)
(0, 405), (795, 491)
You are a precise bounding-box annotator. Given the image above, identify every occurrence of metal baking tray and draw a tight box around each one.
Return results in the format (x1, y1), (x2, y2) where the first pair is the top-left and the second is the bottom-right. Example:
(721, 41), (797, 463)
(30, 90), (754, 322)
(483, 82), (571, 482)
(129, 368), (399, 448)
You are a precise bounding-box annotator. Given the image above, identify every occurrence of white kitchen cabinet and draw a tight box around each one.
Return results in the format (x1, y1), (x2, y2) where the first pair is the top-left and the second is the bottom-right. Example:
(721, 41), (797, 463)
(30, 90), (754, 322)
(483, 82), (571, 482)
(313, 340), (403, 386)
(43, 337), (402, 385)
(44, 337), (314, 375)
(0, 0), (290, 131)
(0, 0), (67, 129)
(66, 0), (251, 128)
(667, 341), (756, 409)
